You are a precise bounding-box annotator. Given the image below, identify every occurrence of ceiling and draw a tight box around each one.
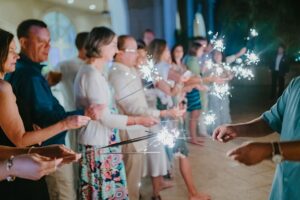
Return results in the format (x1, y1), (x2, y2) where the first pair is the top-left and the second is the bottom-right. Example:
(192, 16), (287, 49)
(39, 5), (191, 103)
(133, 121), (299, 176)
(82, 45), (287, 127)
(43, 0), (107, 13)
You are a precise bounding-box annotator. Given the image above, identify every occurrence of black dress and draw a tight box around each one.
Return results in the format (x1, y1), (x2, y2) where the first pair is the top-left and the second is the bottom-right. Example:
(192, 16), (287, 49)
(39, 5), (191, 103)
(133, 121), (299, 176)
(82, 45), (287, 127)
(0, 128), (50, 200)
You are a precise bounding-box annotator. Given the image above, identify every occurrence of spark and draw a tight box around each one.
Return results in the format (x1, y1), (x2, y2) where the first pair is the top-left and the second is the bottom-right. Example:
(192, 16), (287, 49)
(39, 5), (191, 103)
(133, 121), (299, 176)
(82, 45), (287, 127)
(138, 57), (161, 82)
(250, 28), (259, 37)
(210, 83), (231, 99)
(211, 33), (226, 52)
(156, 127), (180, 148)
(205, 59), (214, 70)
(231, 66), (254, 80)
(245, 51), (260, 65)
(203, 111), (217, 125)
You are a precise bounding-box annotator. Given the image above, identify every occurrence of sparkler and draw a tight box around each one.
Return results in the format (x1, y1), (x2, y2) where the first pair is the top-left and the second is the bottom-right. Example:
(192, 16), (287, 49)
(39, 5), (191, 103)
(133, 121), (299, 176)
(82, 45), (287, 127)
(156, 126), (180, 148)
(115, 56), (161, 102)
(138, 57), (161, 82)
(231, 66), (254, 80)
(211, 33), (226, 52)
(210, 83), (231, 99)
(203, 111), (217, 125)
(244, 51), (260, 65)
(249, 28), (259, 38)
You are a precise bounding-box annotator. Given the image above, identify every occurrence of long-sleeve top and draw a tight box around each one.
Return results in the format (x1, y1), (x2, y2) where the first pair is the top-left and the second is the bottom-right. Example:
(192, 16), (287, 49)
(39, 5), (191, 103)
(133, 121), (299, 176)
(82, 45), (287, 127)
(109, 62), (160, 150)
(6, 54), (83, 145)
(74, 64), (128, 146)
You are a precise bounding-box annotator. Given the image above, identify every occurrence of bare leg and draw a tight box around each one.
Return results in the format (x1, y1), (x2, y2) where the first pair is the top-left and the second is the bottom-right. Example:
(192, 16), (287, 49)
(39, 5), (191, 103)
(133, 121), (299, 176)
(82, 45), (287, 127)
(160, 178), (174, 190)
(179, 157), (211, 200)
(188, 110), (203, 145)
(152, 176), (161, 197)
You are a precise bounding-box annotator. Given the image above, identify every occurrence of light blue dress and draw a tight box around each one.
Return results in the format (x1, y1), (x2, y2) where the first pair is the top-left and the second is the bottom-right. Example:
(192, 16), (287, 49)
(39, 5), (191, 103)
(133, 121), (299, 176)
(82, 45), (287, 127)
(262, 76), (300, 200)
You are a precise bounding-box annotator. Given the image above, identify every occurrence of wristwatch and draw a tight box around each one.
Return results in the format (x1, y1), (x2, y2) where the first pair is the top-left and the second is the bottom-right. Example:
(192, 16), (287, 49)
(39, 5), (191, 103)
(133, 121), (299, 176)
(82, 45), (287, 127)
(271, 142), (283, 164)
(6, 155), (16, 182)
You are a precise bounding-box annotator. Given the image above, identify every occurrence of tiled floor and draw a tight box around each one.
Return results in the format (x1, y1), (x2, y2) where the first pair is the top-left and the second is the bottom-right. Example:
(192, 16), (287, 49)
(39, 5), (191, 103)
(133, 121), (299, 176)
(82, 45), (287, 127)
(140, 85), (279, 200)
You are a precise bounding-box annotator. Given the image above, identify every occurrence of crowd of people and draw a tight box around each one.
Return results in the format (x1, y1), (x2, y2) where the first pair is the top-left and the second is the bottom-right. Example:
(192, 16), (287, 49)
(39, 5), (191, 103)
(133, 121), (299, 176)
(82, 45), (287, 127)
(0, 18), (300, 200)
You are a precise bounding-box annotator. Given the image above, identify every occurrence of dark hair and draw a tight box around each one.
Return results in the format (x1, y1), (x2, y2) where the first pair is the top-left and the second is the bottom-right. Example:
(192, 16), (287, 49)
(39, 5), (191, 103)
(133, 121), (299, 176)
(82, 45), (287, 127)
(188, 42), (202, 56)
(17, 19), (47, 39)
(75, 32), (89, 50)
(193, 36), (207, 42)
(278, 43), (286, 50)
(136, 39), (146, 50)
(85, 26), (116, 58)
(0, 29), (14, 72)
(171, 44), (184, 64)
(117, 35), (135, 50)
(147, 39), (167, 64)
(144, 28), (155, 35)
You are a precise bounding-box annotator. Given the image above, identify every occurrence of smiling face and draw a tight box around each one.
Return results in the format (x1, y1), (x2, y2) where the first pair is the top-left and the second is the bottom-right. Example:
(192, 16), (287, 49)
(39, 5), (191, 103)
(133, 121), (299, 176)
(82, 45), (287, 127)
(3, 40), (20, 73)
(173, 45), (184, 60)
(20, 26), (50, 63)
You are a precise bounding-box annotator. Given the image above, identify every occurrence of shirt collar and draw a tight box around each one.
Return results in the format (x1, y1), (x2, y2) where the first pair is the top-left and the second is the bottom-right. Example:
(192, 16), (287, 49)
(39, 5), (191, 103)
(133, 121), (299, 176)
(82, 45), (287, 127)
(19, 53), (46, 70)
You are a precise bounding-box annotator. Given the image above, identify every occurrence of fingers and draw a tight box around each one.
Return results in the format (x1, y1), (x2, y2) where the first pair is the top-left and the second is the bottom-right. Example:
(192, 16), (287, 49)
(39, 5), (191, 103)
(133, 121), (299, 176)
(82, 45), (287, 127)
(41, 158), (63, 176)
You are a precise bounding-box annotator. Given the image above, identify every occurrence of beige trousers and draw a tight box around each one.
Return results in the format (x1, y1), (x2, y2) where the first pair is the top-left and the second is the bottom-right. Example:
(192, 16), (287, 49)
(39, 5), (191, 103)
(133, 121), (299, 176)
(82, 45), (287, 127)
(45, 164), (76, 200)
(121, 131), (144, 200)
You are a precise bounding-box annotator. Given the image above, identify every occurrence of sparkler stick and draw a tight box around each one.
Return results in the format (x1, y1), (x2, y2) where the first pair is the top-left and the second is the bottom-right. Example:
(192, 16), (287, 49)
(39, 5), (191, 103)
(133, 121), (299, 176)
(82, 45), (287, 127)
(117, 81), (153, 102)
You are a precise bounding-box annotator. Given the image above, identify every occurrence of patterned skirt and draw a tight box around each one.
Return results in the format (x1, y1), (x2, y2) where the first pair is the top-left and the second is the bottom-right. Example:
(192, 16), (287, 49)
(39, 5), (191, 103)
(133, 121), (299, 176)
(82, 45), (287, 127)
(79, 129), (128, 200)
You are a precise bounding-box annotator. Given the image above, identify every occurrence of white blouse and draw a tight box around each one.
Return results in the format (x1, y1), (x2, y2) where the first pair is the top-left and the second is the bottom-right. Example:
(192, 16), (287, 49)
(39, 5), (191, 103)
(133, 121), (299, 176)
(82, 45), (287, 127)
(74, 64), (128, 146)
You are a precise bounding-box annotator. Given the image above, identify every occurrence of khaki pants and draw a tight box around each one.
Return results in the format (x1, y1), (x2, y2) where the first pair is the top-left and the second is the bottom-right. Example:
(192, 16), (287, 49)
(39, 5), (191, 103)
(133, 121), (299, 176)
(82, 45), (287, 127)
(45, 164), (76, 200)
(121, 131), (144, 200)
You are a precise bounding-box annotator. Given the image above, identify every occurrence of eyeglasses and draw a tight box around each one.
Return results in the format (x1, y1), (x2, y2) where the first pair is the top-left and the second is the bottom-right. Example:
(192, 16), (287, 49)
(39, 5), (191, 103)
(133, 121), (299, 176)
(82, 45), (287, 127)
(121, 48), (137, 53)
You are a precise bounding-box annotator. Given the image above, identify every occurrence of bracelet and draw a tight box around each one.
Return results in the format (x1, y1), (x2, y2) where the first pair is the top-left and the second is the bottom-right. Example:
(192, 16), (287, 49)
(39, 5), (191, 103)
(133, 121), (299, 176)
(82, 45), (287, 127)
(27, 146), (35, 154)
(6, 156), (16, 182)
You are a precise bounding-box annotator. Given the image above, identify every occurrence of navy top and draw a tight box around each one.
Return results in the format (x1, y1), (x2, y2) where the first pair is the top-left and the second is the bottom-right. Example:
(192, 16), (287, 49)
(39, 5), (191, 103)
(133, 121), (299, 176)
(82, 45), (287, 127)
(5, 54), (83, 146)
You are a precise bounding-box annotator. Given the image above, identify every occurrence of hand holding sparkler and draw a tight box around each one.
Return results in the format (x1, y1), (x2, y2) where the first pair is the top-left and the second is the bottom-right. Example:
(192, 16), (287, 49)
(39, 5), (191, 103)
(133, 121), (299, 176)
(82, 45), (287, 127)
(161, 107), (186, 119)
(212, 125), (238, 143)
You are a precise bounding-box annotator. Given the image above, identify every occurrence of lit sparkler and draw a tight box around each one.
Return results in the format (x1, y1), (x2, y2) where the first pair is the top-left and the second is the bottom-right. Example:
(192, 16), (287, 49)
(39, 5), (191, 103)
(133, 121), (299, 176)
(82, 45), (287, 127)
(210, 83), (231, 99)
(250, 28), (259, 38)
(156, 127), (180, 148)
(231, 66), (254, 80)
(211, 33), (226, 52)
(138, 57), (161, 82)
(203, 111), (217, 125)
(245, 51), (260, 65)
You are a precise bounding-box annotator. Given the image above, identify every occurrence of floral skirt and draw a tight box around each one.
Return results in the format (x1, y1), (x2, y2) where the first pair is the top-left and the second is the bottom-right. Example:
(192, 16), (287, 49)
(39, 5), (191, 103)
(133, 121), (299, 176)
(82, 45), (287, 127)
(79, 130), (128, 200)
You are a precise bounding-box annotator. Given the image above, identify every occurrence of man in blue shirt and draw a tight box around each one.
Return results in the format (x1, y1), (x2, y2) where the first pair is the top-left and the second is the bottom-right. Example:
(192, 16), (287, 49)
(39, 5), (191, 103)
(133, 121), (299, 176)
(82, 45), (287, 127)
(213, 76), (300, 200)
(7, 19), (102, 200)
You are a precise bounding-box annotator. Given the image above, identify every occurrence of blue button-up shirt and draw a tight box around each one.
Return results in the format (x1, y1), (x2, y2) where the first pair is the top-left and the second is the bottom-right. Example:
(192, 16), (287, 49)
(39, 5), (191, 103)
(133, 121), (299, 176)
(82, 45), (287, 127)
(262, 76), (300, 200)
(6, 54), (83, 146)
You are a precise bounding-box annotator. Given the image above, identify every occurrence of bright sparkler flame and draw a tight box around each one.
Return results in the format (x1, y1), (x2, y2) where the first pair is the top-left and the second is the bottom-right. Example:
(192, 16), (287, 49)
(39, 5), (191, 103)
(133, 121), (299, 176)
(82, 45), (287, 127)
(231, 66), (254, 80)
(211, 33), (226, 52)
(211, 83), (231, 99)
(245, 51), (260, 65)
(250, 28), (259, 37)
(156, 127), (180, 148)
(138, 57), (161, 82)
(203, 111), (217, 125)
